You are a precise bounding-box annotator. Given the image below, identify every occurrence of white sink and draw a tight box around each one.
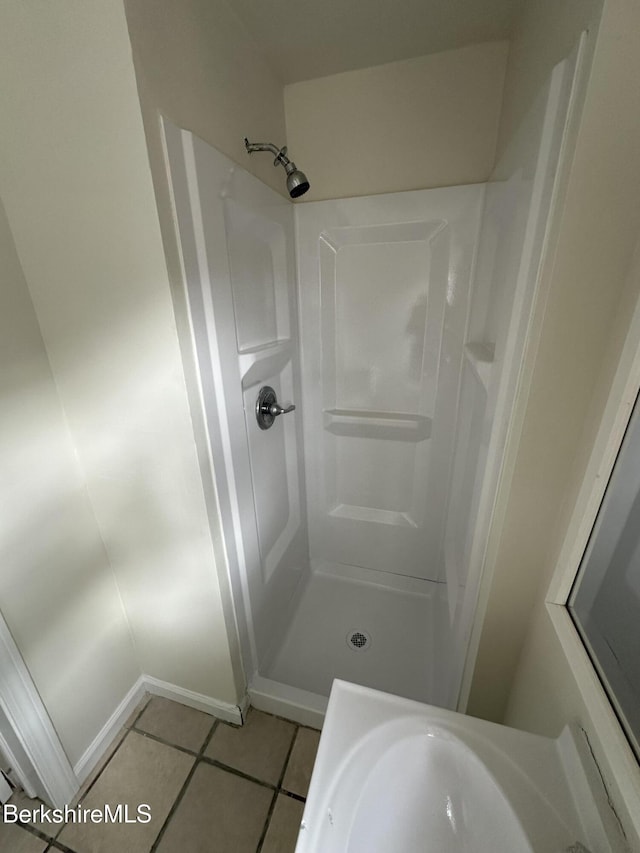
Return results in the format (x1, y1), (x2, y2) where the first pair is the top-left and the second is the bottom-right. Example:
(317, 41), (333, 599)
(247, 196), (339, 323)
(296, 680), (625, 853)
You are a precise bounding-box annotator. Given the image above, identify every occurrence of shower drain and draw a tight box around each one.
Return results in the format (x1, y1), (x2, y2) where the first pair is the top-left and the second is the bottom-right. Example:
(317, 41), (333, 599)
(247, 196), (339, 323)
(346, 630), (371, 651)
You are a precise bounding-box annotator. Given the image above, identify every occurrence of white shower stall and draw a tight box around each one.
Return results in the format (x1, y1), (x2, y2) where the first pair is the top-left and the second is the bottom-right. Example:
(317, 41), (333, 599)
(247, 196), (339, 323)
(162, 38), (584, 725)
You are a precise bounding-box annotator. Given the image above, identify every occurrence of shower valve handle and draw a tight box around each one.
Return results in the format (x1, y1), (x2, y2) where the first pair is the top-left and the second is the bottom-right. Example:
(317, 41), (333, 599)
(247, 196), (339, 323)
(269, 401), (295, 417)
(256, 386), (295, 430)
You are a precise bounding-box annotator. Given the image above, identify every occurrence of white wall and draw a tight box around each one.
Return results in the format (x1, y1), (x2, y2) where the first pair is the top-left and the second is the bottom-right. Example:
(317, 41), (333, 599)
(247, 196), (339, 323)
(0, 196), (139, 766)
(466, 0), (605, 725)
(464, 0), (640, 845)
(124, 0), (288, 197)
(495, 0), (604, 159)
(0, 0), (242, 764)
(284, 43), (509, 201)
(123, 0), (295, 685)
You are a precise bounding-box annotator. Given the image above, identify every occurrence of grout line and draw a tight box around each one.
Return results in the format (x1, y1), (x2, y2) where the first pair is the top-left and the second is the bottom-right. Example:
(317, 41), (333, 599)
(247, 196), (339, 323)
(73, 728), (132, 805)
(280, 789), (306, 804)
(14, 821), (55, 844)
(43, 837), (79, 853)
(255, 721), (302, 853)
(148, 717), (219, 852)
(198, 757), (278, 792)
(207, 718), (220, 743)
(251, 708), (321, 733)
(277, 724), (299, 790)
(55, 732), (132, 846)
(58, 704), (216, 851)
(148, 761), (197, 853)
(130, 727), (201, 758)
(71, 696), (154, 806)
(297, 722), (322, 734)
(254, 788), (279, 853)
(42, 704), (310, 853)
(12, 721), (140, 850)
(125, 695), (152, 730)
(129, 697), (221, 757)
(257, 708), (318, 730)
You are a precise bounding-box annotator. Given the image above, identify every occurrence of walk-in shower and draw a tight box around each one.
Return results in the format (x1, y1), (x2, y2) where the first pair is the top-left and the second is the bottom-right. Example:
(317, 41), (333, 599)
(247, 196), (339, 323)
(162, 40), (583, 727)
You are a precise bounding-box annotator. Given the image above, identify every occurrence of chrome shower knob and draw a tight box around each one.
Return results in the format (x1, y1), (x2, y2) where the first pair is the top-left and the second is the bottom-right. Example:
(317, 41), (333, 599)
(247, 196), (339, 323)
(255, 385), (295, 430)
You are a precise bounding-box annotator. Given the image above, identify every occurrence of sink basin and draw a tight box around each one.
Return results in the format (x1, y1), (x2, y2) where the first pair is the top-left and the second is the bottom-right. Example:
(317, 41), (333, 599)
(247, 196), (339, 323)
(327, 718), (534, 853)
(296, 680), (623, 853)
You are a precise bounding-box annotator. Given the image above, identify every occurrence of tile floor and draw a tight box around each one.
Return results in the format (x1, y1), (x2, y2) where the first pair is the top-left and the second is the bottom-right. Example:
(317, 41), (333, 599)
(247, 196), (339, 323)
(0, 697), (320, 853)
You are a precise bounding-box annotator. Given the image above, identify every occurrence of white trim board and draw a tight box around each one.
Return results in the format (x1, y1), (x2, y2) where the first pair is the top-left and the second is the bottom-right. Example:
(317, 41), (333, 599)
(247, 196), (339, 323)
(250, 676), (326, 729)
(546, 257), (640, 607)
(0, 727), (38, 801)
(72, 676), (146, 786)
(0, 769), (12, 804)
(541, 242), (640, 846)
(547, 605), (640, 847)
(0, 616), (77, 808)
(142, 676), (244, 725)
(72, 674), (246, 786)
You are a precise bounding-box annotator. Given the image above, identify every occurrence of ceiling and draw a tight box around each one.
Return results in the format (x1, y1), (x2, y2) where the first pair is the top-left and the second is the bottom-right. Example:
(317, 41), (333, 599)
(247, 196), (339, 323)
(228, 0), (523, 84)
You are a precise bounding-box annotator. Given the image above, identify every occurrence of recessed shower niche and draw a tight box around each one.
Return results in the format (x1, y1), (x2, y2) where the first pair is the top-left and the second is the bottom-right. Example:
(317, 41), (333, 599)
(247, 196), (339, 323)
(162, 38), (583, 723)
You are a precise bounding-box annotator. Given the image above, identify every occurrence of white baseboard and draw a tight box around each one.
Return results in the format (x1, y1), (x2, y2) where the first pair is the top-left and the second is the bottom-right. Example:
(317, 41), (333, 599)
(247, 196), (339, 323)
(73, 674), (244, 785)
(238, 691), (250, 723)
(143, 676), (243, 725)
(250, 676), (326, 729)
(73, 676), (146, 784)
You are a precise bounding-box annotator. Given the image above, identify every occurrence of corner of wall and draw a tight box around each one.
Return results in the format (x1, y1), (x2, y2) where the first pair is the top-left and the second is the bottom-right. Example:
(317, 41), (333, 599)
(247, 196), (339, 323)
(123, 0), (288, 198)
(284, 41), (510, 201)
(0, 0), (246, 768)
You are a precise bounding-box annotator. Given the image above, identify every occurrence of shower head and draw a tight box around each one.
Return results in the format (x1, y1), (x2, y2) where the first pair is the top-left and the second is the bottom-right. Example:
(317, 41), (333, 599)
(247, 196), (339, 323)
(244, 138), (310, 199)
(283, 162), (310, 199)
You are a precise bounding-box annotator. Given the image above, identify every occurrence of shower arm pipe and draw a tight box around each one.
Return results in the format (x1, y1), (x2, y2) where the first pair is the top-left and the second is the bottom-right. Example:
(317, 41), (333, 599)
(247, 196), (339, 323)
(244, 137), (310, 198)
(244, 138), (292, 169)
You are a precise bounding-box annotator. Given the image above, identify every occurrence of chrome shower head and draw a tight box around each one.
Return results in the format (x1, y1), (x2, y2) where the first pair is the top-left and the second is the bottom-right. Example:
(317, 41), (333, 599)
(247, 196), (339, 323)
(244, 138), (310, 199)
(283, 161), (310, 198)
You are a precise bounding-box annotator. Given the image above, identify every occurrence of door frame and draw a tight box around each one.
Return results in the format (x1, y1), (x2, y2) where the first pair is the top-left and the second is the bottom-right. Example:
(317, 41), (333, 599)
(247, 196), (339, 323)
(540, 239), (640, 842)
(0, 611), (77, 807)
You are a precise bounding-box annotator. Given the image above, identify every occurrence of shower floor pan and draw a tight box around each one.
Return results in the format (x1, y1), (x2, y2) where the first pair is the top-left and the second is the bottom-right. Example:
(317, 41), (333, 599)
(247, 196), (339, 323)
(249, 563), (442, 726)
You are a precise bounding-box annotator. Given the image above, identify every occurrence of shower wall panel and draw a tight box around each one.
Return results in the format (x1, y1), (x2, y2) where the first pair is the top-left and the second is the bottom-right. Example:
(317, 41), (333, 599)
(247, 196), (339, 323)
(296, 187), (484, 581)
(163, 122), (309, 675)
(441, 42), (585, 709)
